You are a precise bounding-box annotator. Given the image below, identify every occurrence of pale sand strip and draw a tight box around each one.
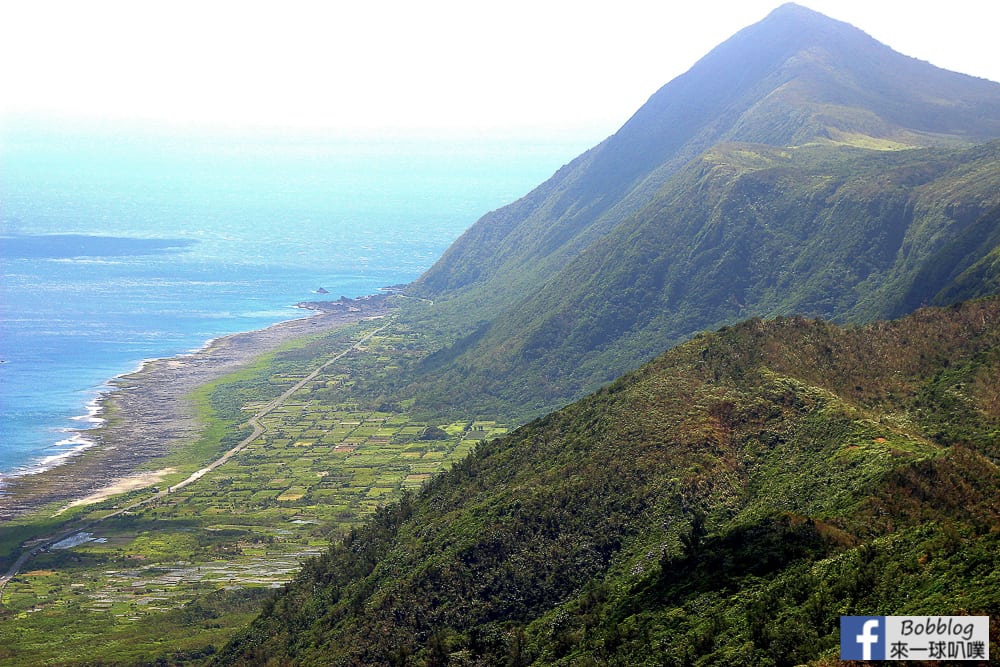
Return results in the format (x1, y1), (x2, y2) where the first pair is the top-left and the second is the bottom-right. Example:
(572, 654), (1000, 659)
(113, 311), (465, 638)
(1, 312), (392, 599)
(55, 468), (177, 515)
(0, 298), (392, 521)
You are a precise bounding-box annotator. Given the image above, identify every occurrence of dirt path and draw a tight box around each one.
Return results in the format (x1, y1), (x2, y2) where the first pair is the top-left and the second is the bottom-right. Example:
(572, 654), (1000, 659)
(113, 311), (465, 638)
(154, 318), (390, 495)
(0, 302), (391, 521)
(0, 316), (391, 602)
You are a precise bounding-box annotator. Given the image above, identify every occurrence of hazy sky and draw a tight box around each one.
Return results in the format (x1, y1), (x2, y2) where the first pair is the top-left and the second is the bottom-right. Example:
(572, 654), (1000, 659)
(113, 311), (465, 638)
(3, 0), (998, 144)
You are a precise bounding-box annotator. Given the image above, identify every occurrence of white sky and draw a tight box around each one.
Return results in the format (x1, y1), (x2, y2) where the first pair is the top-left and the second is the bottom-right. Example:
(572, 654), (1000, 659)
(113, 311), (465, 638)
(2, 0), (999, 144)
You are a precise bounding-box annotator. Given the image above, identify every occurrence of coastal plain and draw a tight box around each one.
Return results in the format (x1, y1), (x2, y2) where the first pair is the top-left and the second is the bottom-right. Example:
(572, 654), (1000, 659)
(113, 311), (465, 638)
(0, 300), (504, 665)
(0, 299), (390, 521)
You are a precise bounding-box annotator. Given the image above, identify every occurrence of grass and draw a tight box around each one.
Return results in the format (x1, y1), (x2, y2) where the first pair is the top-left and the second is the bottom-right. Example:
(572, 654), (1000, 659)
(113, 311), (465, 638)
(0, 318), (505, 666)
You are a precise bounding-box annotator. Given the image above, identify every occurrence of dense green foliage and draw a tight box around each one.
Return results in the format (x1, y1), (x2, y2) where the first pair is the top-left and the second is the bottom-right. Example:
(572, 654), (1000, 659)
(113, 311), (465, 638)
(215, 298), (1000, 666)
(397, 5), (1000, 422)
(211, 8), (1000, 664)
(409, 142), (1000, 420)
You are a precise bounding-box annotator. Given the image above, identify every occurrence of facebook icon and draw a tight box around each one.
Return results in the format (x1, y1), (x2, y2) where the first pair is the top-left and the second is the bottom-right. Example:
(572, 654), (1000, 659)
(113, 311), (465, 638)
(842, 616), (885, 660)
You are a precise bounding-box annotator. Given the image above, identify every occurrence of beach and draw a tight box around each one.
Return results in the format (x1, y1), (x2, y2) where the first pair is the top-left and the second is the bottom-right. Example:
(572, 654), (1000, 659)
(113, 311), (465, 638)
(0, 298), (392, 521)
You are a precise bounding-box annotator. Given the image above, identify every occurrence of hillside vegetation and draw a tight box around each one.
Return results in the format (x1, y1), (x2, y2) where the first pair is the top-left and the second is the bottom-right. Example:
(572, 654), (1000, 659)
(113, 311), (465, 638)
(409, 142), (1000, 419)
(397, 4), (1000, 421)
(212, 10), (1000, 661)
(215, 298), (1000, 666)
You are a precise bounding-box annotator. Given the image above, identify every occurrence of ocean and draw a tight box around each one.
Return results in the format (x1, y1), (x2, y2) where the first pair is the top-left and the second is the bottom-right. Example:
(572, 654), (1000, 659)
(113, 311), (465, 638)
(0, 126), (585, 480)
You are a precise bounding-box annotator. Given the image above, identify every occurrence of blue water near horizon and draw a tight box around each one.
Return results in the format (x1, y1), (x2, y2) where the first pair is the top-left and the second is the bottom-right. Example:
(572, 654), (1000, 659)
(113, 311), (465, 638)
(0, 127), (587, 480)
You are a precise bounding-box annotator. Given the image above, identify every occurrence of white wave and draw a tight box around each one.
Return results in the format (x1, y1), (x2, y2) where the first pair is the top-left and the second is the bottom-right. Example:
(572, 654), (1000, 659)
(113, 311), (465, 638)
(69, 395), (106, 425)
(12, 435), (96, 477)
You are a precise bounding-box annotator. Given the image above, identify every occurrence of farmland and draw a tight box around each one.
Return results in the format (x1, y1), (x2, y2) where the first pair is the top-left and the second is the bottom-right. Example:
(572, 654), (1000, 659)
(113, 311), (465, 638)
(0, 317), (505, 665)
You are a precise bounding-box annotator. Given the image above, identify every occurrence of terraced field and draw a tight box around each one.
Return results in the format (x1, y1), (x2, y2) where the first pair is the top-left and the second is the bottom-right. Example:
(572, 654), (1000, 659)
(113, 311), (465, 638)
(0, 318), (505, 665)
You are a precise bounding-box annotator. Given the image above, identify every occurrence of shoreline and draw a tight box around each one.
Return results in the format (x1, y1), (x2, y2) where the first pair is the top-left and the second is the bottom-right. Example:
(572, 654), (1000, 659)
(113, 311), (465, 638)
(0, 399), (108, 482)
(0, 296), (394, 521)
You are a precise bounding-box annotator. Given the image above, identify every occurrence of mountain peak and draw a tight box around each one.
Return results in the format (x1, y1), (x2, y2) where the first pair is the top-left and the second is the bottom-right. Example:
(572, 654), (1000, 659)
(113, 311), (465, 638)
(762, 1), (881, 33)
(616, 2), (1000, 155)
(768, 2), (836, 20)
(742, 2), (891, 64)
(754, 2), (872, 47)
(409, 6), (1000, 419)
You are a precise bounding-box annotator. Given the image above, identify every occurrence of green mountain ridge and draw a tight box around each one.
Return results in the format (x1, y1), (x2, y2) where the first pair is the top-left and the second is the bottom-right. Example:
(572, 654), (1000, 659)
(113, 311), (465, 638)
(216, 297), (1000, 666)
(414, 3), (1000, 307)
(401, 3), (1000, 421)
(212, 6), (1000, 665)
(410, 140), (1000, 420)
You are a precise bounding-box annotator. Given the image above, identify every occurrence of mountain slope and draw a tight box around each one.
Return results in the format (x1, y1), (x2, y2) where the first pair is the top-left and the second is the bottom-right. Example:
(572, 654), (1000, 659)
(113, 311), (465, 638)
(215, 298), (1000, 666)
(413, 3), (1000, 307)
(398, 4), (1000, 421)
(210, 8), (1000, 665)
(412, 141), (1000, 419)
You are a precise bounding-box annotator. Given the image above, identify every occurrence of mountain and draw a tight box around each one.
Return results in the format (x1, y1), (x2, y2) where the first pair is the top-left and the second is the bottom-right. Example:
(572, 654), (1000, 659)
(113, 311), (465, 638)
(399, 3), (1000, 420)
(418, 143), (1000, 416)
(215, 297), (1000, 666)
(209, 7), (1000, 665)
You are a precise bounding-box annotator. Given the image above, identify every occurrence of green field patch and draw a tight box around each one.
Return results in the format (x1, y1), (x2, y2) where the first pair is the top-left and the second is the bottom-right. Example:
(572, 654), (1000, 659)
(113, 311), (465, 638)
(422, 440), (451, 451)
(441, 421), (470, 436)
(276, 488), (308, 502)
(350, 472), (376, 486)
(371, 475), (403, 488)
(410, 461), (448, 474)
(402, 474), (432, 487)
(326, 426), (357, 437)
(250, 490), (280, 503)
(308, 489), (346, 501)
(451, 442), (477, 458)
(352, 454), (395, 466)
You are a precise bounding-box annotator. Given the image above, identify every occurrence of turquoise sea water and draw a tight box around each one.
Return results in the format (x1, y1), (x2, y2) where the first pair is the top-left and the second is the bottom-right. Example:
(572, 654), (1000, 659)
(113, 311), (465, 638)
(0, 127), (582, 480)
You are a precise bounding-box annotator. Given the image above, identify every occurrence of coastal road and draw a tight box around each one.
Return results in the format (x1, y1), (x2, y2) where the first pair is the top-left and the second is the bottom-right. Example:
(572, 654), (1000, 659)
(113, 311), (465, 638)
(0, 319), (390, 602)
(160, 317), (390, 495)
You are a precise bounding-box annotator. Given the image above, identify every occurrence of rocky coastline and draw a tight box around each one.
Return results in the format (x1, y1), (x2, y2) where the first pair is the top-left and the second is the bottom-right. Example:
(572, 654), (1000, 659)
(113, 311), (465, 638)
(0, 296), (394, 520)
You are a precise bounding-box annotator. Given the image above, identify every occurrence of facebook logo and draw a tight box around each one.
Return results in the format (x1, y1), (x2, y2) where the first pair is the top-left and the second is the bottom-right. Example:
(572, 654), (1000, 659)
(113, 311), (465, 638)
(842, 616), (885, 660)
(842, 615), (990, 661)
